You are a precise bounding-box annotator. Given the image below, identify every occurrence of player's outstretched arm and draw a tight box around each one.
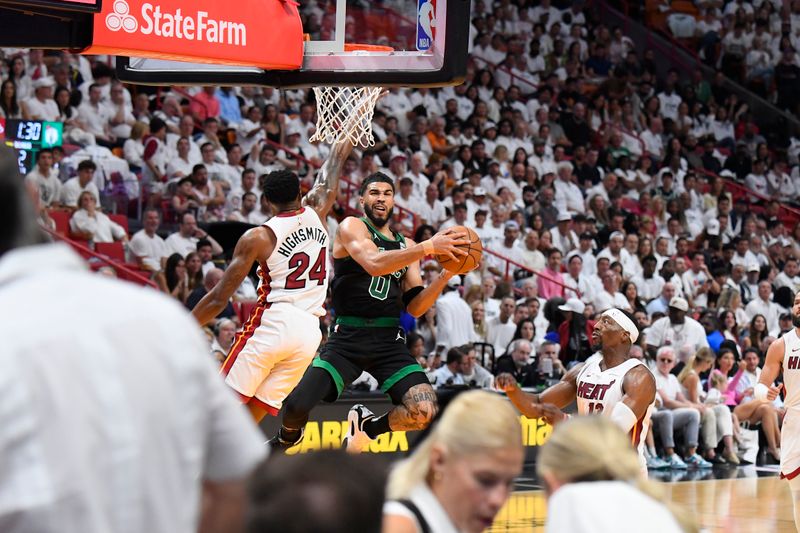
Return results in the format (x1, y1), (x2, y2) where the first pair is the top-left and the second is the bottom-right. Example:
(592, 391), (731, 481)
(496, 373), (543, 418)
(497, 364), (581, 419)
(191, 227), (275, 326)
(303, 141), (354, 220)
(758, 337), (785, 401)
(618, 365), (657, 433)
(338, 219), (468, 277)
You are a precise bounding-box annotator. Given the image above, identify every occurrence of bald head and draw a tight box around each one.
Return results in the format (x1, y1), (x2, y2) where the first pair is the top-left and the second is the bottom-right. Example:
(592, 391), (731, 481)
(204, 268), (225, 290)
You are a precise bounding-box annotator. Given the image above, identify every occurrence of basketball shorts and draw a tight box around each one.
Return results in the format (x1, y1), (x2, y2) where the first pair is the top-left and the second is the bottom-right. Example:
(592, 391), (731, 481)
(312, 323), (428, 405)
(221, 302), (322, 414)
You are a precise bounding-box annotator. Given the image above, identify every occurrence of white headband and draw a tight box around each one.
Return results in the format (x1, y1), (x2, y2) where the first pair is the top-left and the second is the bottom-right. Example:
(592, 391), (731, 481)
(601, 308), (639, 343)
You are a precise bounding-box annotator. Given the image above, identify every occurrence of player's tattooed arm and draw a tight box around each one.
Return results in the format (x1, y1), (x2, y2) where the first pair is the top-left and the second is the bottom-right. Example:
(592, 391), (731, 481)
(388, 384), (439, 431)
(303, 140), (354, 219)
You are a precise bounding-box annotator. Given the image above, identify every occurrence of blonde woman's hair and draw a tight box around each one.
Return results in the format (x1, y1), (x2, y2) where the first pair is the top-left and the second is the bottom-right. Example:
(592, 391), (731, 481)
(677, 346), (715, 384)
(130, 121), (148, 140)
(537, 416), (697, 533)
(386, 390), (522, 500)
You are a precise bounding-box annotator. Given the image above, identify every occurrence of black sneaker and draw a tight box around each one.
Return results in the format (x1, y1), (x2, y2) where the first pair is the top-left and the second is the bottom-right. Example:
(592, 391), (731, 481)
(343, 404), (375, 453)
(267, 428), (304, 453)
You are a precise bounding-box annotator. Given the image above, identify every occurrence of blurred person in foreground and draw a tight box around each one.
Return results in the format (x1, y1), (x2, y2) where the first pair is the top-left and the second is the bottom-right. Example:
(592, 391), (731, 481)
(247, 450), (386, 533)
(383, 390), (523, 533)
(0, 146), (265, 533)
(538, 416), (696, 533)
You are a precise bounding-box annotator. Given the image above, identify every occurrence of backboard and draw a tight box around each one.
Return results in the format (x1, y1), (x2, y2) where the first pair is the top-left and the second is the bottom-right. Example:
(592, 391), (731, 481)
(113, 0), (471, 88)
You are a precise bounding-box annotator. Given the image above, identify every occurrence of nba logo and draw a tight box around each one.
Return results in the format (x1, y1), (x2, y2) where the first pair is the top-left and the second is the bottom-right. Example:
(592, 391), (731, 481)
(416, 0), (436, 51)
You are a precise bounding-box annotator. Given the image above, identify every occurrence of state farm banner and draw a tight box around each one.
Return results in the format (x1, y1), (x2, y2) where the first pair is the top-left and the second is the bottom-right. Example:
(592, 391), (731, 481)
(85, 0), (303, 69)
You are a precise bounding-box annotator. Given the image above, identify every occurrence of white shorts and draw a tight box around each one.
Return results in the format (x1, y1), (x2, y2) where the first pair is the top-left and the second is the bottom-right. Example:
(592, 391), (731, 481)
(782, 410), (800, 480)
(221, 302), (322, 414)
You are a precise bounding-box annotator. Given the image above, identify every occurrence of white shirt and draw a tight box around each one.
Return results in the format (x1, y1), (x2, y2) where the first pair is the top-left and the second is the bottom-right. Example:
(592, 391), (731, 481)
(681, 268), (710, 308)
(553, 179), (586, 214)
(78, 101), (114, 137)
(486, 316), (516, 356)
(546, 482), (683, 533)
(646, 316), (709, 351)
(23, 96), (59, 121)
(435, 290), (475, 350)
(129, 229), (169, 271)
(429, 365), (465, 388)
(60, 178), (100, 208)
(165, 233), (199, 257)
(654, 370), (681, 402)
(25, 166), (62, 207)
(0, 244), (266, 533)
(384, 484), (460, 533)
(745, 297), (783, 335)
(69, 210), (127, 243)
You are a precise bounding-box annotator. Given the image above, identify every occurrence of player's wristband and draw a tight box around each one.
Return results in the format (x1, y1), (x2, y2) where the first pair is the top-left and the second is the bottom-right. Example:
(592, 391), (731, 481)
(422, 240), (434, 255)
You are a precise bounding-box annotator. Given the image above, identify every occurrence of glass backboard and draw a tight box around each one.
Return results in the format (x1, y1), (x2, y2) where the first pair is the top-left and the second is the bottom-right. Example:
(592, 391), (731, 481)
(114, 0), (470, 88)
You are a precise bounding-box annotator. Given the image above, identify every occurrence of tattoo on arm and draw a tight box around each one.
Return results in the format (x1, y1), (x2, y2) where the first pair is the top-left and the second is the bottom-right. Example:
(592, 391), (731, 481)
(388, 384), (439, 432)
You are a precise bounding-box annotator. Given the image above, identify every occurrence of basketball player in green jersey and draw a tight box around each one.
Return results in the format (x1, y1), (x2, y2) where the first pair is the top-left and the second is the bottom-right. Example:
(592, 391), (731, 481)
(270, 172), (470, 452)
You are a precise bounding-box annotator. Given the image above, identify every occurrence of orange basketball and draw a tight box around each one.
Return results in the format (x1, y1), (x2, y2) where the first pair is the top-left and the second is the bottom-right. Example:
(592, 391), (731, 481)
(435, 226), (483, 275)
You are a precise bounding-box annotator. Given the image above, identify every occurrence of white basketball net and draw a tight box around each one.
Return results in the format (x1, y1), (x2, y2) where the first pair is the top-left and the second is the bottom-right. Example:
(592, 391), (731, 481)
(309, 86), (383, 148)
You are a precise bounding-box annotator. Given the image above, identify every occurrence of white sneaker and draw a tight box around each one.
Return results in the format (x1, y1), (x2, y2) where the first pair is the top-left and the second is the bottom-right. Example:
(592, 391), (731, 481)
(343, 404), (375, 453)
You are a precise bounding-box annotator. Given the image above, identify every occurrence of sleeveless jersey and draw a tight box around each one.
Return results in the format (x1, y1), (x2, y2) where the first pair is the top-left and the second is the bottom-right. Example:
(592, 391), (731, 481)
(576, 354), (655, 472)
(780, 329), (800, 477)
(331, 217), (408, 319)
(256, 207), (329, 317)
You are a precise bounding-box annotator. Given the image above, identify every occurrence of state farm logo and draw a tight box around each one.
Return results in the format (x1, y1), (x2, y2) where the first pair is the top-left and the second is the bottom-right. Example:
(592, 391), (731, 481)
(103, 0), (247, 46)
(106, 0), (138, 33)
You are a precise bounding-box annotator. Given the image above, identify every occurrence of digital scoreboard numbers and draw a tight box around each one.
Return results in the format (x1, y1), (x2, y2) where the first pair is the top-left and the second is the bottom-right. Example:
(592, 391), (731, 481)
(0, 119), (64, 174)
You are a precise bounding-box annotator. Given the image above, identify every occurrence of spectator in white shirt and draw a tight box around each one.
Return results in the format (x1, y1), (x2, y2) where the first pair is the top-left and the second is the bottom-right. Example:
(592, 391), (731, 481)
(129, 208), (169, 272)
(520, 228), (546, 272)
(78, 83), (116, 147)
(681, 251), (718, 309)
(640, 116), (664, 161)
(417, 183), (448, 227)
(22, 76), (59, 121)
(69, 191), (128, 244)
(489, 221), (526, 276)
(775, 257), (800, 293)
(632, 255), (665, 303)
(435, 276), (475, 350)
(745, 280), (783, 334)
(551, 212), (579, 256)
(61, 159), (101, 209)
(430, 347), (468, 388)
(730, 236), (759, 268)
(646, 297), (709, 357)
(165, 212), (223, 258)
(553, 161), (585, 215)
(745, 159), (770, 202)
(486, 296), (517, 356)
(24, 148), (61, 207)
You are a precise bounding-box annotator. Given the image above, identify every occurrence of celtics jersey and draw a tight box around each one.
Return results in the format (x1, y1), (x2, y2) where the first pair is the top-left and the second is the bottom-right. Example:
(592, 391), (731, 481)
(332, 217), (408, 319)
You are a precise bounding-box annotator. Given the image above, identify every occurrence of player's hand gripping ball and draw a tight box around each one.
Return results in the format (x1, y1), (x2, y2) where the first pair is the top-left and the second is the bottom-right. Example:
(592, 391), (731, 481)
(435, 225), (482, 275)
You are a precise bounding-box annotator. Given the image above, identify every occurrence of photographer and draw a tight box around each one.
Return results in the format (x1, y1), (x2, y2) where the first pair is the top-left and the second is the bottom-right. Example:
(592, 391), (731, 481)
(430, 347), (468, 389)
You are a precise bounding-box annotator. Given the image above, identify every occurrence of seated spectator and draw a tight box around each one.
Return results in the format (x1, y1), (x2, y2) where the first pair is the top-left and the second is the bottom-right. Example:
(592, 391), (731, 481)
(745, 280), (782, 335)
(210, 318), (236, 364)
(494, 339), (541, 388)
(184, 252), (205, 292)
(652, 346), (712, 469)
(677, 348), (738, 465)
(185, 268), (237, 325)
(61, 159), (100, 209)
(155, 253), (190, 302)
(538, 417), (692, 532)
(730, 347), (782, 463)
(129, 208), (169, 273)
(486, 296), (517, 356)
(165, 212), (223, 257)
(69, 191), (128, 244)
(435, 275), (475, 350)
(460, 344), (494, 389)
(430, 347), (467, 389)
(469, 300), (487, 343)
(646, 297), (709, 357)
(384, 391), (523, 533)
(537, 248), (566, 300)
(24, 148), (61, 208)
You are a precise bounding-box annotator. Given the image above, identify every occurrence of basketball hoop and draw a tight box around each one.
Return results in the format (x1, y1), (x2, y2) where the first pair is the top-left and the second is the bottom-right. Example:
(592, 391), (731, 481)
(308, 44), (391, 148)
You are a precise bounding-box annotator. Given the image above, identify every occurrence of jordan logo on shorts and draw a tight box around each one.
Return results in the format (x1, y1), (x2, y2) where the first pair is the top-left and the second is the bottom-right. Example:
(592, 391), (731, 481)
(396, 330), (405, 342)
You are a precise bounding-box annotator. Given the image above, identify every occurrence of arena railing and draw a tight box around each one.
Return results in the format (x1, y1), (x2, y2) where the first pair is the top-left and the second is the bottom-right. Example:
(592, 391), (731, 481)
(470, 55), (540, 94)
(482, 248), (581, 297)
(41, 226), (158, 289)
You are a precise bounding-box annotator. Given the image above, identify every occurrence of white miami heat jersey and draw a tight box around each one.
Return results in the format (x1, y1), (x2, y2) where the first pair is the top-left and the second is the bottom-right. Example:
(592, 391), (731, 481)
(780, 329), (800, 478)
(576, 354), (655, 471)
(258, 207), (329, 317)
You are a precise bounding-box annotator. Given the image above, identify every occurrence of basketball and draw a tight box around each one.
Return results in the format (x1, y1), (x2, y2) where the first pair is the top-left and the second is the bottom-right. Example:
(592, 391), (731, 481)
(435, 226), (482, 274)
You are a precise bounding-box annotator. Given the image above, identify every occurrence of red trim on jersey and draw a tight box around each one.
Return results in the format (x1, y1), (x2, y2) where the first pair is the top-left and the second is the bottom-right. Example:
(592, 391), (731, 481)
(629, 417), (645, 449)
(276, 207), (305, 218)
(257, 260), (272, 306)
(249, 396), (280, 416)
(781, 465), (800, 480)
(220, 303), (267, 377)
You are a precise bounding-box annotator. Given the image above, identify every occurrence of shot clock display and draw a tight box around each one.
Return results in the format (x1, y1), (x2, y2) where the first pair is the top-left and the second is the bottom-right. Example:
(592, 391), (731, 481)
(0, 119), (63, 174)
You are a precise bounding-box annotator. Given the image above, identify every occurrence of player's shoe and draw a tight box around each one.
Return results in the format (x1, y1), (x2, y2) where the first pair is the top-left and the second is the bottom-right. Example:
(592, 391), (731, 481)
(267, 428), (304, 454)
(685, 453), (713, 469)
(343, 404), (375, 453)
(666, 453), (688, 469)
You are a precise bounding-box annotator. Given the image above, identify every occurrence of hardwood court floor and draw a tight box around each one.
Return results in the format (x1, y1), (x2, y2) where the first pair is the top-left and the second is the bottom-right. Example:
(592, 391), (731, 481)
(489, 468), (796, 532)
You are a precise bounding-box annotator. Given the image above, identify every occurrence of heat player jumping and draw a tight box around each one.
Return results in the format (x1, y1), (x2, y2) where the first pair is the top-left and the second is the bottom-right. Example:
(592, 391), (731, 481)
(497, 308), (656, 474)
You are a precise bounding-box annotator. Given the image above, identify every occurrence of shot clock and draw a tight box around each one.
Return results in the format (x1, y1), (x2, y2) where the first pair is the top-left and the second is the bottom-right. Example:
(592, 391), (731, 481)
(0, 119), (63, 174)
